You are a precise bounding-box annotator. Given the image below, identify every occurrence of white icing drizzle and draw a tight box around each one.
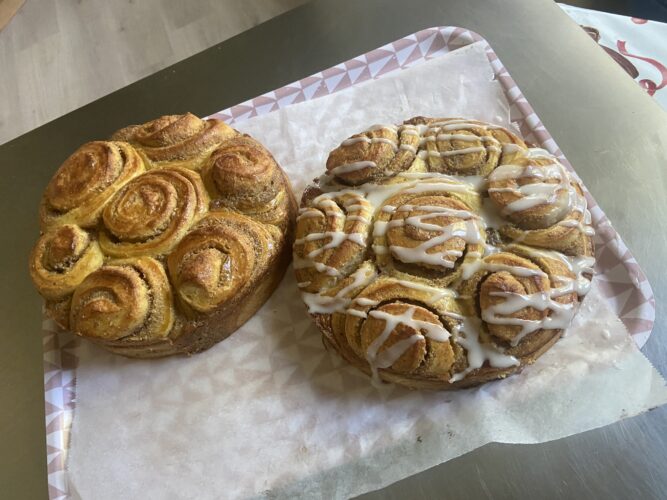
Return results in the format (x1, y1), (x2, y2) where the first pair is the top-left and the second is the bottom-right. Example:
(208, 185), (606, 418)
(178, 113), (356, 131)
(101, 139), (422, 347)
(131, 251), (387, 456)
(345, 297), (381, 319)
(398, 172), (488, 191)
(439, 134), (496, 142)
(342, 136), (398, 151)
(400, 124), (429, 137)
(372, 203), (482, 268)
(482, 289), (575, 346)
(346, 215), (371, 223)
(365, 306), (451, 382)
(488, 161), (571, 215)
(317, 199), (339, 209)
(488, 154), (595, 240)
(330, 160), (377, 176)
(568, 256), (595, 295)
(297, 124), (597, 385)
(502, 143), (525, 155)
(557, 218), (595, 236)
(387, 217), (481, 269)
(296, 211), (320, 219)
(372, 221), (389, 237)
(300, 266), (374, 314)
(488, 153), (595, 237)
(483, 245), (500, 256)
(372, 244), (389, 255)
(434, 121), (486, 130)
(297, 208), (323, 221)
(418, 146), (486, 159)
(527, 147), (552, 158)
(345, 204), (367, 211)
(415, 121), (505, 160)
(293, 256), (341, 277)
(449, 316), (520, 382)
(392, 279), (457, 302)
(460, 260), (547, 280)
(298, 207), (318, 215)
(355, 297), (379, 306)
(403, 181), (477, 195)
(399, 204), (476, 217)
(509, 246), (595, 297)
(294, 191), (372, 278)
(314, 176), (477, 213)
(294, 231), (366, 259)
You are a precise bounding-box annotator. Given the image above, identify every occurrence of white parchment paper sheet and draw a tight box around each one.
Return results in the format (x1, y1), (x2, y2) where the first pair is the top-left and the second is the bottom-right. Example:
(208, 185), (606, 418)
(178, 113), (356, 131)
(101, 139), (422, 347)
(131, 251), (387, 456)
(67, 42), (667, 499)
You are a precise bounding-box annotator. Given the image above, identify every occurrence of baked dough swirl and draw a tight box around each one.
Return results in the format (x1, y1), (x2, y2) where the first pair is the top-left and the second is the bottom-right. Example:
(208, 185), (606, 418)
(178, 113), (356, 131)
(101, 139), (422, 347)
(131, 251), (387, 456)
(99, 167), (209, 257)
(30, 225), (104, 301)
(201, 135), (293, 230)
(408, 117), (526, 176)
(165, 210), (286, 353)
(488, 150), (594, 256)
(294, 189), (373, 293)
(326, 124), (420, 185)
(112, 113), (237, 170)
(69, 257), (174, 343)
(40, 141), (145, 229)
(295, 117), (595, 389)
(30, 113), (297, 358)
(29, 224), (105, 328)
(372, 178), (484, 288)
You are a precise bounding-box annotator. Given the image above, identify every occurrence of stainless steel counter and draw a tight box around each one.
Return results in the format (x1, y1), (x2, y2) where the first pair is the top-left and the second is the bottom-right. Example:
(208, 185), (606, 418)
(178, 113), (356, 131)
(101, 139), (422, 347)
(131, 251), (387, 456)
(1, 0), (665, 497)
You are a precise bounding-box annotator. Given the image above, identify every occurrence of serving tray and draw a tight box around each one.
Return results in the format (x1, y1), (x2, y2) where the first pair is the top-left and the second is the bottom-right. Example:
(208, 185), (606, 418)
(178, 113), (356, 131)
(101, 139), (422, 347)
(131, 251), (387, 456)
(42, 26), (655, 499)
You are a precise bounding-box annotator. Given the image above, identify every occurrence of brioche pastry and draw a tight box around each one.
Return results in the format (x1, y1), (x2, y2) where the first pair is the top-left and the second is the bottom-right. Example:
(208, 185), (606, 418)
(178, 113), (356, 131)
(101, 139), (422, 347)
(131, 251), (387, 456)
(295, 117), (594, 389)
(30, 113), (297, 358)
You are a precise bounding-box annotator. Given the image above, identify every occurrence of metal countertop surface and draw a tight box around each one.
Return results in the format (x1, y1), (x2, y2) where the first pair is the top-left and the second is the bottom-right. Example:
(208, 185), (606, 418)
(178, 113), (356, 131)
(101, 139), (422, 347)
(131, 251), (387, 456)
(1, 0), (665, 498)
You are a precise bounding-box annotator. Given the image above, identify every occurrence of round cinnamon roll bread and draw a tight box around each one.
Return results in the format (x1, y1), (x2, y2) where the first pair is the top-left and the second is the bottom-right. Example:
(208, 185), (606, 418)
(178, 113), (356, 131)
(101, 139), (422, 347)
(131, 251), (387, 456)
(30, 113), (297, 358)
(294, 117), (595, 389)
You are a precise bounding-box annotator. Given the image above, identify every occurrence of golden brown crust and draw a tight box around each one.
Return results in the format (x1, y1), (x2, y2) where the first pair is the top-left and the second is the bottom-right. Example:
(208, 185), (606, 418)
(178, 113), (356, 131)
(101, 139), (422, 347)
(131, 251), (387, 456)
(167, 210), (280, 316)
(30, 113), (297, 358)
(69, 257), (174, 343)
(488, 155), (594, 257)
(372, 182), (483, 288)
(202, 135), (295, 231)
(326, 125), (419, 185)
(404, 117), (527, 176)
(296, 116), (594, 390)
(29, 225), (104, 301)
(112, 113), (238, 170)
(294, 190), (373, 294)
(99, 167), (209, 258)
(40, 141), (145, 229)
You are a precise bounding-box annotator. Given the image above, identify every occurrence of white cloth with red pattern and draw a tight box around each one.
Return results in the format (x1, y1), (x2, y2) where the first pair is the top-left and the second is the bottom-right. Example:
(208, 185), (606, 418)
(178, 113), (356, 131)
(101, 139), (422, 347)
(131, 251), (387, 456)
(560, 3), (667, 109)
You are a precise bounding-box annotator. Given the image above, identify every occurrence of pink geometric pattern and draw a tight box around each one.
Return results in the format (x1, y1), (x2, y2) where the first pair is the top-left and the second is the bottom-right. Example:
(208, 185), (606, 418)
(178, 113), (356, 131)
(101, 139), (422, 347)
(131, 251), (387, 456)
(42, 26), (655, 498)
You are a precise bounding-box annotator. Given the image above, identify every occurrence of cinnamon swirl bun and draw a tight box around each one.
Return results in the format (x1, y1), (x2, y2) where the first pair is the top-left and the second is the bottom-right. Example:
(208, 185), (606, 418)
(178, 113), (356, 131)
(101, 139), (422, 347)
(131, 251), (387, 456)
(30, 113), (297, 357)
(295, 117), (594, 389)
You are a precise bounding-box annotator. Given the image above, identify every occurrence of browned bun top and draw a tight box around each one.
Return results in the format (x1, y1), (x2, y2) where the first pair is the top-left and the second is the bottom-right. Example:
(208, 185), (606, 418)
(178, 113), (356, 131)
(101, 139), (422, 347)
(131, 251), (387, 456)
(294, 116), (594, 390)
(112, 113), (238, 169)
(31, 113), (298, 358)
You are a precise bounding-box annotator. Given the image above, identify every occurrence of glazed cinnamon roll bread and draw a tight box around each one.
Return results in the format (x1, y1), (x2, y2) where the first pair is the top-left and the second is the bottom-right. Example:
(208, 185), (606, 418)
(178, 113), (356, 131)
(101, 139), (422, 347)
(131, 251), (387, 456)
(295, 117), (595, 389)
(30, 113), (297, 358)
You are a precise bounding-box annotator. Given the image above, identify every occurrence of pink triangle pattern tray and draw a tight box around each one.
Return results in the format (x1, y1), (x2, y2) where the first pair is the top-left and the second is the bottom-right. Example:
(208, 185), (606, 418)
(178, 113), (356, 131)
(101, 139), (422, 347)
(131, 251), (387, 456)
(42, 26), (656, 500)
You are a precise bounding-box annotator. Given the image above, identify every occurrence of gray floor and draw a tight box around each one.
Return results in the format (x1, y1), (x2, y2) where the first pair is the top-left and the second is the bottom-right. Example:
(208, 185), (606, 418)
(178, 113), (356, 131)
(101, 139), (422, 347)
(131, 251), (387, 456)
(0, 0), (307, 145)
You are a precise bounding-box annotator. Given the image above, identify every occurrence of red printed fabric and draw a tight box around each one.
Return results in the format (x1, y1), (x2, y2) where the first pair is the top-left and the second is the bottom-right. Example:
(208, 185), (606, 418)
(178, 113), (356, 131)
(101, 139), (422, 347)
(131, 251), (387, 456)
(560, 3), (667, 109)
